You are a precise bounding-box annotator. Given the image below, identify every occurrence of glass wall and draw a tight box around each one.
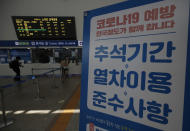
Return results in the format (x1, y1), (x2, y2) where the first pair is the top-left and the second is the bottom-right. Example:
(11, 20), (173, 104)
(32, 48), (53, 63)
(0, 47), (82, 64)
(54, 48), (82, 64)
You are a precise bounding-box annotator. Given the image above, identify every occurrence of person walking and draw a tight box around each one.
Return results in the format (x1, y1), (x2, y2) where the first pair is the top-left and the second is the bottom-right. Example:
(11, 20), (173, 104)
(9, 56), (23, 81)
(60, 57), (69, 82)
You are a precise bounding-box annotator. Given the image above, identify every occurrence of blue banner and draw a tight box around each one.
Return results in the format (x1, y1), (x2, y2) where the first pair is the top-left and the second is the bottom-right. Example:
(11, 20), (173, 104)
(0, 40), (79, 47)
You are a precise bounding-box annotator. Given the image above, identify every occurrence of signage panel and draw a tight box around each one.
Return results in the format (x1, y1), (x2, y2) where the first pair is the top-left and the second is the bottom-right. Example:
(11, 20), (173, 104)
(12, 16), (76, 40)
(0, 40), (78, 47)
(80, 0), (190, 131)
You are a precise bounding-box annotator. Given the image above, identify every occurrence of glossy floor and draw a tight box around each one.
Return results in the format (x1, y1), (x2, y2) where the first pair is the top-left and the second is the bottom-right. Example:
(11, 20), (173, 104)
(0, 76), (81, 131)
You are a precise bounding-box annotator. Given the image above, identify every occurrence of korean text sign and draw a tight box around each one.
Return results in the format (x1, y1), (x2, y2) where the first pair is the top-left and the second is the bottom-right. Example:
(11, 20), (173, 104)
(80, 0), (190, 131)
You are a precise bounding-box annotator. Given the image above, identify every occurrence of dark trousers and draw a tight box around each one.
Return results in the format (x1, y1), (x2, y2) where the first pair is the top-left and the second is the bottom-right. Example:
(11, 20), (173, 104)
(13, 68), (20, 81)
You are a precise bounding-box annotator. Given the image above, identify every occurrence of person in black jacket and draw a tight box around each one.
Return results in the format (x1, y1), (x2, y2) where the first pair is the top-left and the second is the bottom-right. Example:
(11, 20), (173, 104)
(11, 56), (23, 81)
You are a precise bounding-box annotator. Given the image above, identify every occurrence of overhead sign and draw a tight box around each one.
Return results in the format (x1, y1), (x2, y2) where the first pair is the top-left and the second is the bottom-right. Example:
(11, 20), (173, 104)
(80, 0), (190, 131)
(0, 40), (78, 47)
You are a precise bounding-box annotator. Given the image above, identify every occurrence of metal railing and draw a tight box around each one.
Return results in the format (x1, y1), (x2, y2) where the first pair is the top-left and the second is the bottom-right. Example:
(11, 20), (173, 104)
(31, 67), (60, 100)
(0, 67), (61, 128)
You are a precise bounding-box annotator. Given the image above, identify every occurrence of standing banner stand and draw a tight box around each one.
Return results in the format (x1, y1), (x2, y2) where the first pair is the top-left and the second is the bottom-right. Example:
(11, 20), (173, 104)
(51, 70), (58, 88)
(31, 68), (60, 100)
(80, 0), (190, 131)
(33, 76), (44, 100)
(32, 68), (44, 100)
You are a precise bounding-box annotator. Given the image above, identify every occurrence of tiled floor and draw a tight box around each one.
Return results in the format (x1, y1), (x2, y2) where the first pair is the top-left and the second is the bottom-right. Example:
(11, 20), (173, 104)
(0, 75), (81, 131)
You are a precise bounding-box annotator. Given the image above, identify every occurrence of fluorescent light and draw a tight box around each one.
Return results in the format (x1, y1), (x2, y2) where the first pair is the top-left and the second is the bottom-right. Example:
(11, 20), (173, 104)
(0, 110), (13, 115)
(52, 109), (80, 114)
(14, 110), (25, 115)
(26, 110), (51, 114)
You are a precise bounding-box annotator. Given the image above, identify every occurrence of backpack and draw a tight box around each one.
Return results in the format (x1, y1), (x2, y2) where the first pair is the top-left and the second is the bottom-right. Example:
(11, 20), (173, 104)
(9, 61), (14, 69)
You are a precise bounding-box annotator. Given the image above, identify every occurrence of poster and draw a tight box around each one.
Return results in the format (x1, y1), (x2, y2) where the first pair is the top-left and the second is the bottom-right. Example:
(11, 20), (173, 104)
(80, 0), (190, 131)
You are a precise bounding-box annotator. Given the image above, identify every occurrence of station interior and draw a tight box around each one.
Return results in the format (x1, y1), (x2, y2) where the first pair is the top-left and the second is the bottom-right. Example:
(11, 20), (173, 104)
(0, 0), (127, 131)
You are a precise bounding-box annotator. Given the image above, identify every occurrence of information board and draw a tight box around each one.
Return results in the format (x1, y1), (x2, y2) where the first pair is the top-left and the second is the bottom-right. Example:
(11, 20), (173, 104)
(12, 16), (76, 40)
(80, 0), (190, 131)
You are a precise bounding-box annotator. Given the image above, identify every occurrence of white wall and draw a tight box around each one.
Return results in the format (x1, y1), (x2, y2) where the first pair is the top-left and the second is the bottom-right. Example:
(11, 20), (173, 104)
(0, 0), (126, 41)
